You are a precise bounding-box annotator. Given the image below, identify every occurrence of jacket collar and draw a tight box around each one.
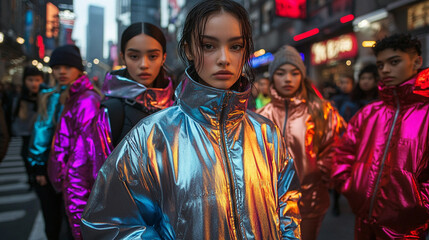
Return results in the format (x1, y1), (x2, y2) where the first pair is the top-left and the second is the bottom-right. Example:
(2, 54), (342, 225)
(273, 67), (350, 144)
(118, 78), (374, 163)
(69, 75), (94, 96)
(269, 85), (306, 109)
(102, 71), (174, 111)
(175, 67), (250, 128)
(379, 68), (429, 106)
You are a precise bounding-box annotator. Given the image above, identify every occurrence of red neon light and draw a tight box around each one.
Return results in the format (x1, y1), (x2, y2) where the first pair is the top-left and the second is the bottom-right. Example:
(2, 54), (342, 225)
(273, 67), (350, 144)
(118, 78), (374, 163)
(340, 14), (355, 23)
(293, 28), (319, 41)
(37, 35), (45, 59)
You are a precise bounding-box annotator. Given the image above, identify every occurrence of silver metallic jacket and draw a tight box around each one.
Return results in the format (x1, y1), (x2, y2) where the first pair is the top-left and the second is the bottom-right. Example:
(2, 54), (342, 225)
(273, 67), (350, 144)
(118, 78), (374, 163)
(81, 70), (301, 239)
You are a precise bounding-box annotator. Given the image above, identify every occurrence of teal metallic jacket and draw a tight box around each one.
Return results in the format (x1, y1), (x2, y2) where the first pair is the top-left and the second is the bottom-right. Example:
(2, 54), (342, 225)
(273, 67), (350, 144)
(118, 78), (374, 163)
(81, 69), (302, 239)
(27, 85), (65, 175)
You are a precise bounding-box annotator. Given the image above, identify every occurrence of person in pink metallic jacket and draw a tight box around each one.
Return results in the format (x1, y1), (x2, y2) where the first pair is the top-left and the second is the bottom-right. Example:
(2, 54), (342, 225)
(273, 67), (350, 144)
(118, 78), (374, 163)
(47, 45), (102, 240)
(332, 34), (429, 239)
(257, 45), (346, 240)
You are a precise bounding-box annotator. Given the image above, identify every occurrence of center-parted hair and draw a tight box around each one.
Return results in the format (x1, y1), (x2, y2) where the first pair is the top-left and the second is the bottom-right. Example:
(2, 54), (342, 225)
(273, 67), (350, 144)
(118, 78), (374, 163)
(120, 22), (168, 88)
(178, 0), (254, 82)
(121, 22), (167, 54)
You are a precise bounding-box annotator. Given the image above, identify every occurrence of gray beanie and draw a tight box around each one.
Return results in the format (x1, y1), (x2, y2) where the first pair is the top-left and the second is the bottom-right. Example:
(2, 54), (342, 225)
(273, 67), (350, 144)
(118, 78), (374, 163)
(268, 45), (306, 80)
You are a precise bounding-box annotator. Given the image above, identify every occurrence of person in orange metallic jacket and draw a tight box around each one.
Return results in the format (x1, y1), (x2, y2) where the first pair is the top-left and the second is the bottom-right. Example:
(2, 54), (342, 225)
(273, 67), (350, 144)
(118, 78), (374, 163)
(257, 45), (346, 240)
(332, 34), (429, 239)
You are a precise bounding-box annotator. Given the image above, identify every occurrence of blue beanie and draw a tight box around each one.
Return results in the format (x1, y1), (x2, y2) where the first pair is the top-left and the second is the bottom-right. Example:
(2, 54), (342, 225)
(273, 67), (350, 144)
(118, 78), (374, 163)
(49, 45), (84, 71)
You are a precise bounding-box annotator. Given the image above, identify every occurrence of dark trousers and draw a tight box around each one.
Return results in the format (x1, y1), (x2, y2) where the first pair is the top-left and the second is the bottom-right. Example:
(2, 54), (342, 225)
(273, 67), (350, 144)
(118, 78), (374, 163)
(20, 136), (34, 186)
(34, 179), (72, 240)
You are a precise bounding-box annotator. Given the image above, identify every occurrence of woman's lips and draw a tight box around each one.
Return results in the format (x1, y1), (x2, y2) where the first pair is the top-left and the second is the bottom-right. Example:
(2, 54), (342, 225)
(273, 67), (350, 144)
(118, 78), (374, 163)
(138, 73), (151, 80)
(213, 70), (233, 80)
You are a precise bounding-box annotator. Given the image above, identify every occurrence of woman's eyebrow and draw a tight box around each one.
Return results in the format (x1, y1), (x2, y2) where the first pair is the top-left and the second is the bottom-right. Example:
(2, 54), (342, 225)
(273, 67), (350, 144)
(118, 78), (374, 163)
(201, 35), (243, 42)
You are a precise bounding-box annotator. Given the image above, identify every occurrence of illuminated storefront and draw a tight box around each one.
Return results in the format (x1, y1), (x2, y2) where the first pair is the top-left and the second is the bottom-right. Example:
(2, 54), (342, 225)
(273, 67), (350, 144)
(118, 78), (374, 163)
(310, 33), (358, 86)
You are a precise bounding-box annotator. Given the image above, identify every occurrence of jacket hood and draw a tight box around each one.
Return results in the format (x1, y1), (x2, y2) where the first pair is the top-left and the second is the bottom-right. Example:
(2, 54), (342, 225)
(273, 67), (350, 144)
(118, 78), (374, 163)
(378, 68), (429, 106)
(102, 70), (174, 110)
(175, 67), (251, 128)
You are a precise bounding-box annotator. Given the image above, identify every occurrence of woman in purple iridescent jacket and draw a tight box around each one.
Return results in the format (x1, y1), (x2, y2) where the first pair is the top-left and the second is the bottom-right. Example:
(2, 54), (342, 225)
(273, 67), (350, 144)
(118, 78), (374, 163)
(47, 45), (102, 240)
(56, 23), (173, 239)
(93, 22), (174, 154)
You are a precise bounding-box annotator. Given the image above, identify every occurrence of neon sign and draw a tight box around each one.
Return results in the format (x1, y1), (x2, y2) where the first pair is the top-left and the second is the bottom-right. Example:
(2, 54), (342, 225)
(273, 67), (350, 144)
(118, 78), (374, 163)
(311, 33), (357, 65)
(251, 52), (274, 68)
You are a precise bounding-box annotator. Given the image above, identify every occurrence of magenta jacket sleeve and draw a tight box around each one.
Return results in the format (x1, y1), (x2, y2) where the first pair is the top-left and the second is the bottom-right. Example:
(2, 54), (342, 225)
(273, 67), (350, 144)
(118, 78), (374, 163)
(49, 110), (70, 192)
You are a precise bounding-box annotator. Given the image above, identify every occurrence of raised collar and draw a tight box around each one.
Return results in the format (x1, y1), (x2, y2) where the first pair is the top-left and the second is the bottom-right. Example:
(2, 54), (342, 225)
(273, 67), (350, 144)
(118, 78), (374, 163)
(379, 68), (429, 106)
(269, 85), (306, 109)
(69, 75), (94, 96)
(102, 71), (174, 110)
(175, 68), (250, 129)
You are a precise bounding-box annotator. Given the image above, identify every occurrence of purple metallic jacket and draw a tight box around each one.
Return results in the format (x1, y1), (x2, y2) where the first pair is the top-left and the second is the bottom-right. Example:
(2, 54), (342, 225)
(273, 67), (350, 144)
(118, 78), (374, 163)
(332, 69), (429, 237)
(48, 75), (101, 240)
(90, 71), (174, 180)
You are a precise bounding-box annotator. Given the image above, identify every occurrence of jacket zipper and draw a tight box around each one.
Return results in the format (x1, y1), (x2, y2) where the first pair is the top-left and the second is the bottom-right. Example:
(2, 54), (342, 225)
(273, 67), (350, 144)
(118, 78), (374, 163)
(282, 101), (289, 145)
(367, 90), (400, 219)
(220, 92), (243, 240)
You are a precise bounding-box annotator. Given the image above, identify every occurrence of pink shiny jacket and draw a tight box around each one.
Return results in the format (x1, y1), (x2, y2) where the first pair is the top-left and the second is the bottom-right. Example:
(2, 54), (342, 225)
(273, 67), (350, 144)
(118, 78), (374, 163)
(48, 75), (101, 240)
(332, 69), (429, 236)
(258, 86), (346, 219)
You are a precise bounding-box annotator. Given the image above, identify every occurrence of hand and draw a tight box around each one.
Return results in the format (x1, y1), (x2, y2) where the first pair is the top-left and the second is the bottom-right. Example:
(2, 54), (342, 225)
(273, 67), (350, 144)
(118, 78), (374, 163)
(36, 175), (47, 186)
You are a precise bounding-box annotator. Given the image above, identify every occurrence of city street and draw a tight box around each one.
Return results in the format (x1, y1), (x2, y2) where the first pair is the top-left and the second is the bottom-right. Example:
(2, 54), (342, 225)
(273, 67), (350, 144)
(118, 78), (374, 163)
(0, 137), (44, 240)
(0, 138), (70, 240)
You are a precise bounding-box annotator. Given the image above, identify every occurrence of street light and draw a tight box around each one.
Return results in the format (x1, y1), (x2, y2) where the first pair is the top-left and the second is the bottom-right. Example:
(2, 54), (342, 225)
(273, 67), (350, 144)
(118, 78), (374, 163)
(93, 58), (100, 64)
(0, 32), (3, 43)
(32, 60), (38, 66)
(16, 37), (25, 44)
(43, 56), (50, 63)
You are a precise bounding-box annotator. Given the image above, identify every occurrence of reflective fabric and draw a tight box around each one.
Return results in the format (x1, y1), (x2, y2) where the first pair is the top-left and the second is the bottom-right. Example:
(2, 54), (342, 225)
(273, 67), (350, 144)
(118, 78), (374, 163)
(102, 71), (174, 111)
(48, 75), (101, 240)
(257, 86), (346, 225)
(87, 71), (175, 204)
(27, 86), (66, 174)
(81, 69), (302, 240)
(94, 71), (174, 156)
(332, 69), (429, 238)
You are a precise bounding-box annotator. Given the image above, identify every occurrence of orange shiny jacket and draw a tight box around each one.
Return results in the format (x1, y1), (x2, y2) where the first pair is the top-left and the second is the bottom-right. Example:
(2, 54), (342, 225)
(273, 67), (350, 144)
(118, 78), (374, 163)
(258, 86), (346, 218)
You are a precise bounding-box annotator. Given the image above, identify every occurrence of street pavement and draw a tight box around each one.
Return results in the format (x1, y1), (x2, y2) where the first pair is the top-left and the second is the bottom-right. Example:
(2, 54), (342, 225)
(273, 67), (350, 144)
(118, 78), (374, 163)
(0, 137), (45, 240)
(319, 194), (354, 240)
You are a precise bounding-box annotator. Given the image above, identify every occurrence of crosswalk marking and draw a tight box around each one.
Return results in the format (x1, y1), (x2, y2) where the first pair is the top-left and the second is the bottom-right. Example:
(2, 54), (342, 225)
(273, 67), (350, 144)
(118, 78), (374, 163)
(0, 210), (26, 222)
(0, 167), (26, 174)
(0, 182), (28, 192)
(0, 173), (27, 183)
(0, 161), (24, 167)
(0, 137), (49, 239)
(0, 192), (36, 204)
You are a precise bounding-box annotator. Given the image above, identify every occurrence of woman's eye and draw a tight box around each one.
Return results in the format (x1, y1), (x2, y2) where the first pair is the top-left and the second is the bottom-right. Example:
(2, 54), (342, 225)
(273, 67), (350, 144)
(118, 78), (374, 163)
(203, 44), (214, 50)
(292, 72), (300, 76)
(377, 64), (383, 70)
(129, 55), (138, 60)
(275, 72), (284, 76)
(231, 44), (243, 51)
(149, 55), (159, 60)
